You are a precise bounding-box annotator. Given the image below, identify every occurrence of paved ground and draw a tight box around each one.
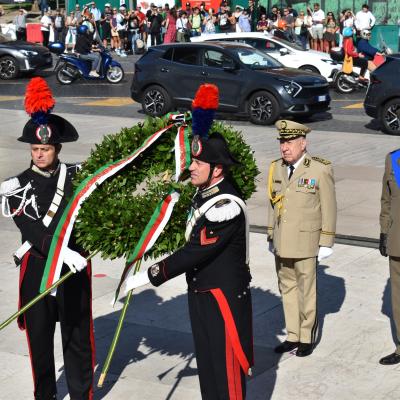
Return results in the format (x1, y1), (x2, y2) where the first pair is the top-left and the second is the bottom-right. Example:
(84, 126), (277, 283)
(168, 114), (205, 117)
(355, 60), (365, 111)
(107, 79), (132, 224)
(0, 104), (399, 399)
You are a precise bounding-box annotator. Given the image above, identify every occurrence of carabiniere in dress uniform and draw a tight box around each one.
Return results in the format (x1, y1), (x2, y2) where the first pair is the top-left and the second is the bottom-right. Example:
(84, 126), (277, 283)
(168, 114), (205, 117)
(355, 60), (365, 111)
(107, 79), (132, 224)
(0, 78), (94, 400)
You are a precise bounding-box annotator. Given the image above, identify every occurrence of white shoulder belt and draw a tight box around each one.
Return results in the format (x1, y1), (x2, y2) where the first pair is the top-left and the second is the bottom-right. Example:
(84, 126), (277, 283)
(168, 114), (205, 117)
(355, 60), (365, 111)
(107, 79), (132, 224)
(185, 194), (249, 264)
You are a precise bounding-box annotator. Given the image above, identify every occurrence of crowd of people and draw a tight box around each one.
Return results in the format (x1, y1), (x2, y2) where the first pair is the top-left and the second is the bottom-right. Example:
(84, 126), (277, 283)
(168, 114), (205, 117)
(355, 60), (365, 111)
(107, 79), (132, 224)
(255, 2), (376, 52)
(11, 1), (377, 58)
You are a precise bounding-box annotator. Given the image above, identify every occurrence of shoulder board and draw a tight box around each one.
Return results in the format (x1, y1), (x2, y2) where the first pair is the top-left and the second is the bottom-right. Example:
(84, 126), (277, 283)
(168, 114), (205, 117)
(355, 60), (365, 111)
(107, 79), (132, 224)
(270, 158), (282, 165)
(205, 199), (242, 222)
(0, 177), (21, 196)
(312, 156), (331, 165)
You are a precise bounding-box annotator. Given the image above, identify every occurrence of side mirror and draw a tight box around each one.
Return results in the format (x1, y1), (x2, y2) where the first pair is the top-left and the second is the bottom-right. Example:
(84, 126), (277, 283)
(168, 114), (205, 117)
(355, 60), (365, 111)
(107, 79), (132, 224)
(222, 60), (236, 71)
(279, 48), (289, 56)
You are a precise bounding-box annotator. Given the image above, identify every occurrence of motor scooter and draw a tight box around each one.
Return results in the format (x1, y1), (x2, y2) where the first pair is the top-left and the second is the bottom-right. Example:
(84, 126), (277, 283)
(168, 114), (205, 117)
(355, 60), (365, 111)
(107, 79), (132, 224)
(48, 42), (124, 85)
(330, 44), (390, 94)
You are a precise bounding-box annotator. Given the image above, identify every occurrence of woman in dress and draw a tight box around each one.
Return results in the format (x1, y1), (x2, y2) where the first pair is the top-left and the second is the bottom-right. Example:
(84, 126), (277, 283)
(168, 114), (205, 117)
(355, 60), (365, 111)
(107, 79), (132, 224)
(163, 7), (177, 43)
(323, 12), (338, 53)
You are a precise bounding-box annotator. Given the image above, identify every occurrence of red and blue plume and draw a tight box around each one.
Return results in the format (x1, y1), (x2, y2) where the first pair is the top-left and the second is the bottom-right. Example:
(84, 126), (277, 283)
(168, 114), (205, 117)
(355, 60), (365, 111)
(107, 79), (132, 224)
(191, 84), (219, 140)
(24, 77), (55, 125)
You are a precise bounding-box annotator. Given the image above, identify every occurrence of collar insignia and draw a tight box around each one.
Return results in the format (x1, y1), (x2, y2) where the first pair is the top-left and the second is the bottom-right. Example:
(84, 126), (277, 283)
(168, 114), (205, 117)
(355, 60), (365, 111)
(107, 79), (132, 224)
(201, 185), (220, 199)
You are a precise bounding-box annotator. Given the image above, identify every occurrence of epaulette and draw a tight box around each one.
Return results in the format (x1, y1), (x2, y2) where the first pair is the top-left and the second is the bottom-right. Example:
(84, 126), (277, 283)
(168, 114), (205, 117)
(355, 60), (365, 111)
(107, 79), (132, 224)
(312, 156), (331, 165)
(205, 199), (241, 222)
(270, 157), (282, 165)
(0, 177), (21, 196)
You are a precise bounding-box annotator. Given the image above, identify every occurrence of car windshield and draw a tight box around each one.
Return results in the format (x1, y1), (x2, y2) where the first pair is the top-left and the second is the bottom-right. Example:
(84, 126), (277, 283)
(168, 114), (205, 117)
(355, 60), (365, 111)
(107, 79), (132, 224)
(233, 47), (282, 69)
(272, 36), (304, 51)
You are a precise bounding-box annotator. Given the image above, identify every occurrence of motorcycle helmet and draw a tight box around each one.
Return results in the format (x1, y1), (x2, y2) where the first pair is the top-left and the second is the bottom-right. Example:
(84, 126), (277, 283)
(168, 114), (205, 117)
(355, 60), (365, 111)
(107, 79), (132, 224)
(360, 29), (371, 39)
(77, 25), (89, 35)
(343, 27), (353, 37)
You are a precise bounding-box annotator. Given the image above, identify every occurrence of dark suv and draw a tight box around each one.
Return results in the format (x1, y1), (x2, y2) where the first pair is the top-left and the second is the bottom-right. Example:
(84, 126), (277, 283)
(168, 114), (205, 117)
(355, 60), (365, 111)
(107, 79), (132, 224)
(131, 42), (330, 125)
(364, 54), (400, 135)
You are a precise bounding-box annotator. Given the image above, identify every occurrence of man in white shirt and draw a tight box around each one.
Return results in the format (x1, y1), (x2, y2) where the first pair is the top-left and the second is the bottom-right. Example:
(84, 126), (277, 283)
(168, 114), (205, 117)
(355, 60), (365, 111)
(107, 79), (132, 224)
(355, 4), (376, 33)
(308, 3), (325, 52)
(40, 10), (53, 47)
(89, 2), (102, 31)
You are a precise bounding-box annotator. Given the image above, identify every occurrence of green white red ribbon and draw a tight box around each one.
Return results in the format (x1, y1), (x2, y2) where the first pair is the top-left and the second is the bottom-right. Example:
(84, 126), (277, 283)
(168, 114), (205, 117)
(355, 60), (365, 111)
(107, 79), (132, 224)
(113, 190), (180, 303)
(39, 123), (175, 293)
(174, 125), (191, 181)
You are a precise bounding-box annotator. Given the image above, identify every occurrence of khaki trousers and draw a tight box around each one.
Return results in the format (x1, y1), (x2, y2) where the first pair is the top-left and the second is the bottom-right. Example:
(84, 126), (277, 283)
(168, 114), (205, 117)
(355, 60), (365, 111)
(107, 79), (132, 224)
(275, 256), (318, 344)
(389, 257), (400, 354)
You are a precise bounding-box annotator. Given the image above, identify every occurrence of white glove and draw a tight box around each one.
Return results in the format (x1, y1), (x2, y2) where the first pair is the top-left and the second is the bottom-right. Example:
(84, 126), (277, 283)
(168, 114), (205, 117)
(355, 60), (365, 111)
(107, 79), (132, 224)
(124, 271), (150, 294)
(268, 240), (275, 254)
(63, 247), (87, 273)
(318, 246), (333, 262)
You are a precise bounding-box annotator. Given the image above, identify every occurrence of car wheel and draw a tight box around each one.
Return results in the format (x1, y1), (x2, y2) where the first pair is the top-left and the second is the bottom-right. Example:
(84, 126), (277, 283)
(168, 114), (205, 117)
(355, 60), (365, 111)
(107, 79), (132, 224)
(248, 91), (280, 125)
(106, 65), (124, 84)
(381, 98), (400, 135)
(0, 56), (19, 80)
(142, 85), (171, 117)
(299, 65), (320, 74)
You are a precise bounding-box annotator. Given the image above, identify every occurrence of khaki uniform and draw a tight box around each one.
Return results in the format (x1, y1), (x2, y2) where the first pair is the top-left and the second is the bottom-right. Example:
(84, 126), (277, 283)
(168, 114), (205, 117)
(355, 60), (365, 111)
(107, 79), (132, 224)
(380, 150), (400, 353)
(267, 152), (337, 343)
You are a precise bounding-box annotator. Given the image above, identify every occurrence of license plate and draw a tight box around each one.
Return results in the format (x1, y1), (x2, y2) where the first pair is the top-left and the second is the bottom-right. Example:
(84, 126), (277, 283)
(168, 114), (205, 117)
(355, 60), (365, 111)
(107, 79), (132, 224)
(317, 95), (327, 102)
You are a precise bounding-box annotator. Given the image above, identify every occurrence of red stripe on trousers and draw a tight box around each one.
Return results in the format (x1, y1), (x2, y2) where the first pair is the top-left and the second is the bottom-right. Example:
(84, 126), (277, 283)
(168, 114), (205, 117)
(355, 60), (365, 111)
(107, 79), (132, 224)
(86, 261), (95, 400)
(24, 315), (37, 395)
(18, 252), (30, 330)
(210, 288), (250, 374)
(226, 329), (243, 400)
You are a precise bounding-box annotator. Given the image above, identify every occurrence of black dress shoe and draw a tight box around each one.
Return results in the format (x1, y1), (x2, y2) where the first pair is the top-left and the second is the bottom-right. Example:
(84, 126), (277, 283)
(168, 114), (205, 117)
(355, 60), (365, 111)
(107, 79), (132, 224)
(296, 343), (314, 357)
(274, 340), (299, 354)
(379, 352), (400, 365)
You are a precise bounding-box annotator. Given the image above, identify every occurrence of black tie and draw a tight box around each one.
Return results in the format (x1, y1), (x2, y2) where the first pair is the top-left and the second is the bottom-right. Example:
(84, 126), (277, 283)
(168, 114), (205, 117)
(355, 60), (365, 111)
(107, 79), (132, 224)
(288, 165), (295, 180)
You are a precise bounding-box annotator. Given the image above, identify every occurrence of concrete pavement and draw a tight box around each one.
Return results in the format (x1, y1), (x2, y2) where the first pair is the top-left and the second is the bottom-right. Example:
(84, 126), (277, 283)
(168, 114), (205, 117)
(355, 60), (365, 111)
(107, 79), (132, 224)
(0, 109), (400, 399)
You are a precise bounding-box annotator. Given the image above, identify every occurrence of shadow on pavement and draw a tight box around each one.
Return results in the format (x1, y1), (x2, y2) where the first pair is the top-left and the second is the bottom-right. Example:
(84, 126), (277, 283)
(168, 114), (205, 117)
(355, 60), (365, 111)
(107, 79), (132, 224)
(381, 278), (397, 348)
(315, 265), (346, 347)
(55, 286), (285, 399)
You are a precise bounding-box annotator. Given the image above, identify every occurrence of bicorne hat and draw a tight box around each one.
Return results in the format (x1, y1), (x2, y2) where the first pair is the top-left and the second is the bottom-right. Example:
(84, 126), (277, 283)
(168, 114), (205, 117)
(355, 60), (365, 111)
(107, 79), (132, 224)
(18, 77), (79, 144)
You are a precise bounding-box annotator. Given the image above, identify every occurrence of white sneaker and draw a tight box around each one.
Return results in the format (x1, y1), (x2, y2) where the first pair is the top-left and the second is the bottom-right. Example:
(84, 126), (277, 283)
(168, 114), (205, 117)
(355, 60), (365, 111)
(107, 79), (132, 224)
(89, 71), (100, 77)
(120, 51), (127, 57)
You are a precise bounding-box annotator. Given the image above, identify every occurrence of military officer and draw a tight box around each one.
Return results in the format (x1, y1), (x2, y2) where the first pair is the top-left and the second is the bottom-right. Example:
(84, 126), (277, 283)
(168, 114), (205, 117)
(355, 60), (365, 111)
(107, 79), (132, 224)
(125, 131), (254, 399)
(379, 149), (400, 365)
(267, 120), (337, 357)
(0, 78), (94, 400)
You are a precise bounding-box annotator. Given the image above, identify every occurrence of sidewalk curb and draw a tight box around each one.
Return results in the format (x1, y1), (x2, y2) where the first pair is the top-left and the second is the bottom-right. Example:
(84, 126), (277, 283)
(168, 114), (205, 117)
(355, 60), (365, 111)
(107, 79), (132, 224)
(250, 225), (379, 249)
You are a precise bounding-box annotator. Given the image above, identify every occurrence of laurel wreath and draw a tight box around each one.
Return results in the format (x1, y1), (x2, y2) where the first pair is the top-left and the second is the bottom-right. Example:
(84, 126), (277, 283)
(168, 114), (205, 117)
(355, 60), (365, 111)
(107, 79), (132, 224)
(73, 116), (259, 260)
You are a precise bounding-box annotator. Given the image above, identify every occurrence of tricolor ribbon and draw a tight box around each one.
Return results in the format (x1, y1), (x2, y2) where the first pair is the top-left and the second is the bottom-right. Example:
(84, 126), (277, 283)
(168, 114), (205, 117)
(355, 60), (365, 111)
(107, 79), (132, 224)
(113, 190), (180, 303)
(174, 125), (191, 181)
(40, 123), (175, 293)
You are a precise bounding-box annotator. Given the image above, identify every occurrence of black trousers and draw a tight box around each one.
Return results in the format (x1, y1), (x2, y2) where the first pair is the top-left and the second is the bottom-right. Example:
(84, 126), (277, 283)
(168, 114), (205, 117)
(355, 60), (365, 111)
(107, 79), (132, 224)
(16, 28), (27, 41)
(42, 30), (50, 47)
(150, 32), (161, 46)
(188, 287), (253, 400)
(20, 253), (94, 400)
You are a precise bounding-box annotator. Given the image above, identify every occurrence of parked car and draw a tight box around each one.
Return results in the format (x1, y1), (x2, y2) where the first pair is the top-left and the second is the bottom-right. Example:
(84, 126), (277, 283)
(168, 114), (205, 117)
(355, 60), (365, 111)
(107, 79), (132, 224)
(0, 33), (52, 79)
(191, 32), (339, 82)
(364, 54), (400, 135)
(131, 42), (330, 125)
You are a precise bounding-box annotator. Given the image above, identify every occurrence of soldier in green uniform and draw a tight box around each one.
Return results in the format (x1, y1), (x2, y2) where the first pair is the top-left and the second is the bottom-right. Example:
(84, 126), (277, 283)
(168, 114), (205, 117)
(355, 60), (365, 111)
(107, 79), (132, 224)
(379, 149), (400, 365)
(267, 120), (337, 357)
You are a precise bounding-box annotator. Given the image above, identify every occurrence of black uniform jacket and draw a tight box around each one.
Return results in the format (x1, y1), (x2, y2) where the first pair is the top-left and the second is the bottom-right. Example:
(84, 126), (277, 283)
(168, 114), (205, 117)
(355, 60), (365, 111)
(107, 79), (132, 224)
(7, 162), (80, 259)
(147, 179), (251, 291)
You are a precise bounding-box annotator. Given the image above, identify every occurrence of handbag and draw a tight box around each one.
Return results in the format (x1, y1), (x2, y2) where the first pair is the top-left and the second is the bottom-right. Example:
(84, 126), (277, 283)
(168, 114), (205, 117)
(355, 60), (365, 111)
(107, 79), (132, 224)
(342, 54), (353, 74)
